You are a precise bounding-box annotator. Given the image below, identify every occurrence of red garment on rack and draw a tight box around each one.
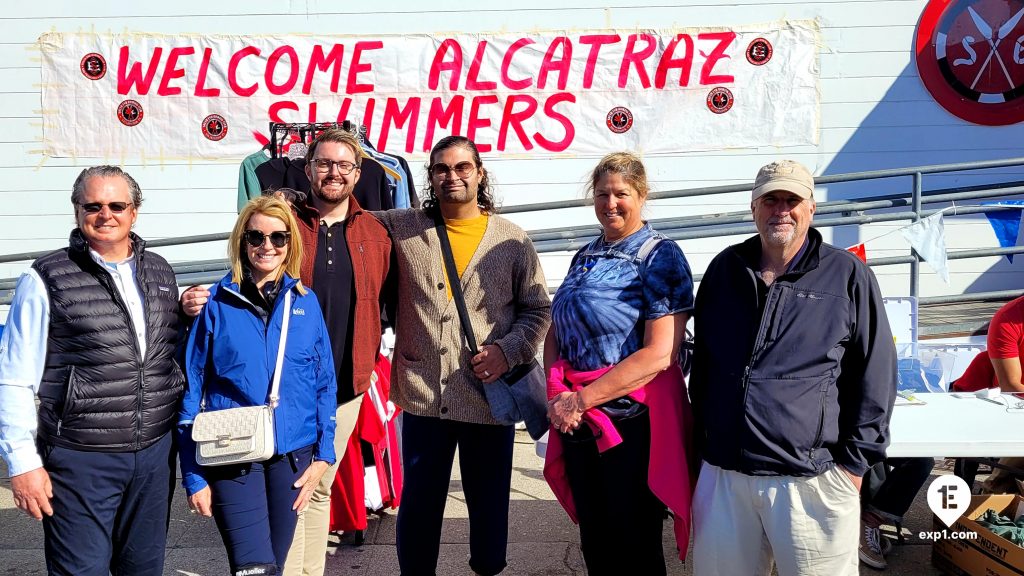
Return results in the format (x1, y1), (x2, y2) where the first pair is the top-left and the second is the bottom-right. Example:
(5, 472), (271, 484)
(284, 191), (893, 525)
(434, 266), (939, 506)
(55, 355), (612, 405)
(328, 355), (402, 531)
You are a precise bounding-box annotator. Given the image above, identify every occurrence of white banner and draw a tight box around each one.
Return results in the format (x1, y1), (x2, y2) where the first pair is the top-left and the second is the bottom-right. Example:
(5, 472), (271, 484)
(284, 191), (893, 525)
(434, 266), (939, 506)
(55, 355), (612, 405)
(40, 23), (819, 160)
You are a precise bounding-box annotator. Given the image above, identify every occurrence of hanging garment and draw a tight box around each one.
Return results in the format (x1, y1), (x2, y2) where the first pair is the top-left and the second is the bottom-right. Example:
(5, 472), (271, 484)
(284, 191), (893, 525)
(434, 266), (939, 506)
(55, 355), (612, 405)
(254, 157), (395, 211)
(328, 355), (402, 531)
(237, 149), (272, 212)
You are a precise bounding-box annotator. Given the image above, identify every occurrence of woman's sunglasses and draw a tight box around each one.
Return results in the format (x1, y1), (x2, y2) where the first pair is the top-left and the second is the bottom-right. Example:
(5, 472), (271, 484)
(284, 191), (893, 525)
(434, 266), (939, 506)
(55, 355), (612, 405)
(244, 230), (291, 248)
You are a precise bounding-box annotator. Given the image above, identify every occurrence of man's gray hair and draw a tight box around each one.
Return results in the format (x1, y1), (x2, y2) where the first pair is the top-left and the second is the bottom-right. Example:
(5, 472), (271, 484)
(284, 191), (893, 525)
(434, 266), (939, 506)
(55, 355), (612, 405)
(71, 166), (143, 209)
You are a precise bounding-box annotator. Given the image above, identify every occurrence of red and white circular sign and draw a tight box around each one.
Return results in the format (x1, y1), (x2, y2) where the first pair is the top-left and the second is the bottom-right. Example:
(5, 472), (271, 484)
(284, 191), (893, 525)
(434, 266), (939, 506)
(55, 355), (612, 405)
(201, 114), (228, 141)
(117, 100), (144, 127)
(916, 0), (1024, 125)
(605, 106), (633, 133)
(706, 87), (734, 114)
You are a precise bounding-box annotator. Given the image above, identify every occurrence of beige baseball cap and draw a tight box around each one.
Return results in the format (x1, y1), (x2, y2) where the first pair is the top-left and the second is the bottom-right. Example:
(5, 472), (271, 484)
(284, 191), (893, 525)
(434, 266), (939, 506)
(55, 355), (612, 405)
(751, 160), (815, 202)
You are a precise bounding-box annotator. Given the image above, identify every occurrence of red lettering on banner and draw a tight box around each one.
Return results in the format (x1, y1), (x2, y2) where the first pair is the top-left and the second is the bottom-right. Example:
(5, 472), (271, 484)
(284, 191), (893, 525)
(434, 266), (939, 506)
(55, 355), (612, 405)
(467, 95), (499, 153)
(429, 39), (463, 91)
(362, 98), (376, 136)
(497, 95), (537, 151)
(302, 44), (344, 95)
(422, 96), (465, 151)
(347, 41), (382, 94)
(195, 47), (220, 97)
(157, 47), (193, 96)
(538, 37), (572, 90)
(333, 98), (353, 123)
(268, 100), (299, 123)
(618, 34), (656, 89)
(655, 34), (694, 88)
(535, 92), (575, 152)
(580, 34), (620, 89)
(378, 97), (421, 153)
(501, 38), (534, 90)
(466, 41), (497, 91)
(117, 46), (163, 95)
(228, 46), (261, 97)
(698, 32), (736, 85)
(266, 46), (300, 96)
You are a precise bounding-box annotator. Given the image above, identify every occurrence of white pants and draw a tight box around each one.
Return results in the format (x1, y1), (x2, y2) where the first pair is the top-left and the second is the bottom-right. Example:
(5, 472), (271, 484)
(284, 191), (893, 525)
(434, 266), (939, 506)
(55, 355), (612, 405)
(283, 394), (364, 576)
(692, 461), (860, 576)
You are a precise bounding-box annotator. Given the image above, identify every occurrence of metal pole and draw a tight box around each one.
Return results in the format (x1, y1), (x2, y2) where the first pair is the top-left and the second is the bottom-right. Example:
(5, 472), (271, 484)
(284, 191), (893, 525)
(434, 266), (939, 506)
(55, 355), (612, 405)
(909, 172), (922, 298)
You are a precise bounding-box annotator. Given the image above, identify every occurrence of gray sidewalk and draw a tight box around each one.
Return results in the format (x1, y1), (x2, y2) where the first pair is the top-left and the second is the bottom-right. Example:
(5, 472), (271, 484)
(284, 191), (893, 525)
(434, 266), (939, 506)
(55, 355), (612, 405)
(1, 431), (947, 575)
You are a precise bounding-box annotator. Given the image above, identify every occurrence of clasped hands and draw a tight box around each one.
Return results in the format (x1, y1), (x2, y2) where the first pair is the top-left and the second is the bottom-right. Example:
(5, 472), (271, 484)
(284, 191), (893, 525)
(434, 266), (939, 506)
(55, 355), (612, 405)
(548, 390), (586, 434)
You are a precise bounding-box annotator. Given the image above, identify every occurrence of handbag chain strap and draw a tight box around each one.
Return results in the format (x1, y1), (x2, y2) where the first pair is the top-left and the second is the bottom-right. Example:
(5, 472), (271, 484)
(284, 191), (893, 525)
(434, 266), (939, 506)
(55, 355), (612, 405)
(199, 287), (292, 411)
(433, 213), (479, 354)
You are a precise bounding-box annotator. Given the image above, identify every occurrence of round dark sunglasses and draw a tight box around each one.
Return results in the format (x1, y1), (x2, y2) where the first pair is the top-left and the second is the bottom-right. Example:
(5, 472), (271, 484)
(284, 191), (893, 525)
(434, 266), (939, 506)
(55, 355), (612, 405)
(244, 230), (291, 248)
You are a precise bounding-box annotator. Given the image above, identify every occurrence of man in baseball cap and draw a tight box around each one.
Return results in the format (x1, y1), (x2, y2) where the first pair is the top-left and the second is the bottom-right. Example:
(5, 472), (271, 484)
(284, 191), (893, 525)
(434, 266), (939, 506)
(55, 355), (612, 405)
(689, 159), (897, 575)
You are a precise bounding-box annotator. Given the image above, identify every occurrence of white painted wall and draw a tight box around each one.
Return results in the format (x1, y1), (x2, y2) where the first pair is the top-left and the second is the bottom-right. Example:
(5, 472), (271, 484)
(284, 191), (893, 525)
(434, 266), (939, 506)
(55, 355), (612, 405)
(0, 0), (1021, 319)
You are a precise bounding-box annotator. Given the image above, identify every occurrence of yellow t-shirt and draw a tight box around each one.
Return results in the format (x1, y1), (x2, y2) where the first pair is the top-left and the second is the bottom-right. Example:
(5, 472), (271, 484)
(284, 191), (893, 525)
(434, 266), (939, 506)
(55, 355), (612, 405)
(443, 214), (488, 299)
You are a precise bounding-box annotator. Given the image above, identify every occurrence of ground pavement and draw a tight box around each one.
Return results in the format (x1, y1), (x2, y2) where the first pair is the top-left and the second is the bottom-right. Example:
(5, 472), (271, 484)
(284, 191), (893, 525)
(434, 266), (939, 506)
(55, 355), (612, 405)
(0, 430), (958, 575)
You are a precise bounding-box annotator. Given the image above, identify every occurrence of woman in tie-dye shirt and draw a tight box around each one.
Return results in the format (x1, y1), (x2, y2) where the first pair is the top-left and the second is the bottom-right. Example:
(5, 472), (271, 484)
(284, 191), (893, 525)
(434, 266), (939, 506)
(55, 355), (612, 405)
(544, 152), (695, 575)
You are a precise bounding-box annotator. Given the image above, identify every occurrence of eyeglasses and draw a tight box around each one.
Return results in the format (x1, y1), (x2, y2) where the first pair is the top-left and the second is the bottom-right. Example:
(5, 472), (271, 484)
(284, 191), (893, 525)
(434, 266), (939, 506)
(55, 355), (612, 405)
(244, 230), (291, 248)
(429, 162), (477, 179)
(79, 201), (132, 214)
(311, 158), (358, 175)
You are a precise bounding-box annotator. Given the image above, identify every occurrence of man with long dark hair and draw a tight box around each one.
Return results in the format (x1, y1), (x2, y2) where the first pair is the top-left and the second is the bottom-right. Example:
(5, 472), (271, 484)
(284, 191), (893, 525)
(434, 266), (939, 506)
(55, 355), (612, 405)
(374, 136), (550, 576)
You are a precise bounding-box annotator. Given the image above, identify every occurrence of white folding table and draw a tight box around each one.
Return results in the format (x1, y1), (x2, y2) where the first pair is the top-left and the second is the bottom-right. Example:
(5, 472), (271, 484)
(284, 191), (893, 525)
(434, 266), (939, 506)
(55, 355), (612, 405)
(887, 393), (1024, 458)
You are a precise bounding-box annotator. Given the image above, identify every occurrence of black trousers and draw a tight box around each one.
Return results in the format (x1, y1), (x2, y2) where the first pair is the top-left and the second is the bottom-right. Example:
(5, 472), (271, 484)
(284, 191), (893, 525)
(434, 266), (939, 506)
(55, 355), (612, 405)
(560, 409), (667, 576)
(396, 413), (515, 576)
(42, 432), (174, 576)
(862, 457), (935, 521)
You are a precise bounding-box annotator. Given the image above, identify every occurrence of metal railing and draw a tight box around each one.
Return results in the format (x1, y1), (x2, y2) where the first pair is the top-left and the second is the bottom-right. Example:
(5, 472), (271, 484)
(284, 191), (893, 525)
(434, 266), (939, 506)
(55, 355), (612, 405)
(1, 157), (1023, 315)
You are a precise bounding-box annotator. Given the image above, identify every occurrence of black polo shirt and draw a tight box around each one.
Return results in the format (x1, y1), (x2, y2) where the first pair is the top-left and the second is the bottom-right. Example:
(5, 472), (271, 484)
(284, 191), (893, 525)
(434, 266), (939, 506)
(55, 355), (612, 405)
(313, 219), (356, 404)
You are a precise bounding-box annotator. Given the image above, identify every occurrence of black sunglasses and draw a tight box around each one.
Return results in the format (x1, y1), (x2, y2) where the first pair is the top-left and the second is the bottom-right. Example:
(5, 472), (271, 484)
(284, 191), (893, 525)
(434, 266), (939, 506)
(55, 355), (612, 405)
(80, 201), (132, 214)
(244, 230), (291, 248)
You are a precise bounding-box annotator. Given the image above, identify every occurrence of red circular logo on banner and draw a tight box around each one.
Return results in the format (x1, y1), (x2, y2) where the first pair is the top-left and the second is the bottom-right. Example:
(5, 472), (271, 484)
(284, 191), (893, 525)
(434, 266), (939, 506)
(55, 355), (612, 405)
(80, 53), (106, 80)
(117, 100), (144, 127)
(916, 0), (1024, 125)
(706, 87), (734, 114)
(606, 106), (634, 133)
(201, 114), (228, 141)
(746, 38), (774, 65)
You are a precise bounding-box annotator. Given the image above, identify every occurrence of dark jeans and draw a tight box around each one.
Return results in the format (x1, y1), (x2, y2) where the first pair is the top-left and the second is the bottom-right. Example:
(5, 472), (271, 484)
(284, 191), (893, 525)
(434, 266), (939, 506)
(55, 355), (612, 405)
(42, 431), (174, 576)
(561, 409), (667, 576)
(862, 457), (934, 521)
(396, 413), (515, 576)
(207, 444), (314, 575)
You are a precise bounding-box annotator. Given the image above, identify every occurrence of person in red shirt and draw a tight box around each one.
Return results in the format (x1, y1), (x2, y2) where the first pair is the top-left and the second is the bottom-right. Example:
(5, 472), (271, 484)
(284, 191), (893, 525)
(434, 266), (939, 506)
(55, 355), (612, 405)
(988, 295), (1024, 392)
(952, 295), (1024, 393)
(950, 294), (1024, 493)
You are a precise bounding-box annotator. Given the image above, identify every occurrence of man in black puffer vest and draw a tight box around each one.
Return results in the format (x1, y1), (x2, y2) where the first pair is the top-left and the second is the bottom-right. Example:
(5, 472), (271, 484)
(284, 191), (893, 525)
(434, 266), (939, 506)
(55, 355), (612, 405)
(0, 166), (184, 576)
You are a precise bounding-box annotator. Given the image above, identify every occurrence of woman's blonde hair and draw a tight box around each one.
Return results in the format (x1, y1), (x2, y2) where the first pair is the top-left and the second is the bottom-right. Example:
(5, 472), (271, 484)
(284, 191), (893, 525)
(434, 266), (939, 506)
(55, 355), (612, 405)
(586, 151), (650, 201)
(229, 196), (306, 295)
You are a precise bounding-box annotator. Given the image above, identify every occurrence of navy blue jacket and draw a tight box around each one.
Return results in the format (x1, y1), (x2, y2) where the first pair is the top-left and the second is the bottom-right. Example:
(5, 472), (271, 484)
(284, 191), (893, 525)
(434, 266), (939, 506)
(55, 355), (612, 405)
(690, 228), (896, 477)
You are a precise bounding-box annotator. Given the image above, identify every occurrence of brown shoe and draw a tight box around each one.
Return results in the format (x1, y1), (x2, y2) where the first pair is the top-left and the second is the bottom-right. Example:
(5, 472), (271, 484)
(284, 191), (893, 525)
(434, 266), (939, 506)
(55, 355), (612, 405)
(859, 522), (887, 570)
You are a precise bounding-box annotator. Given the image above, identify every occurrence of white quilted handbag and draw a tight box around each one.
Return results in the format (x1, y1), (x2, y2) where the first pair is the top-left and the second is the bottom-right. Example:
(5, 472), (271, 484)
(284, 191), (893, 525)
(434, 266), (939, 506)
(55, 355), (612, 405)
(193, 290), (291, 467)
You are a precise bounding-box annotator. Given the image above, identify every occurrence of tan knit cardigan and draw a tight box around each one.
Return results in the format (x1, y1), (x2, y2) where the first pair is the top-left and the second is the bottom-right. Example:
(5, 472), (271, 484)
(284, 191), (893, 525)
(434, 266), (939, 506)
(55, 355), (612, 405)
(374, 209), (551, 425)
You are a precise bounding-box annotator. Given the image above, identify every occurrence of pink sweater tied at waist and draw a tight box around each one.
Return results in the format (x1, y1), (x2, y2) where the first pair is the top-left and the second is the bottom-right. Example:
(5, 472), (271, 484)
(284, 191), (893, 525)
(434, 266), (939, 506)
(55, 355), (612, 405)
(542, 358), (696, 560)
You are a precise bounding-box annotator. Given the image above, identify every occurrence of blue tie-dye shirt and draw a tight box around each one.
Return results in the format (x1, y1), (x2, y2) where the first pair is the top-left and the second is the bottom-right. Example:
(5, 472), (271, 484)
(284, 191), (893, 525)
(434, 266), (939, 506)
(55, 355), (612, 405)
(552, 223), (695, 371)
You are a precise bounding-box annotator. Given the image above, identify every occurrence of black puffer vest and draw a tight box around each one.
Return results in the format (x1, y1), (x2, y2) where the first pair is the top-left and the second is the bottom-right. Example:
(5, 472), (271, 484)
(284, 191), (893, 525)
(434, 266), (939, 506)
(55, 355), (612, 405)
(32, 230), (185, 452)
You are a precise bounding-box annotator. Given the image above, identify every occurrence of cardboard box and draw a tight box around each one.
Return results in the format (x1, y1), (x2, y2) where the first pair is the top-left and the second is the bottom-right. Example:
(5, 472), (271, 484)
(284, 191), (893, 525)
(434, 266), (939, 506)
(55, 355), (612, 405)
(932, 493), (1024, 575)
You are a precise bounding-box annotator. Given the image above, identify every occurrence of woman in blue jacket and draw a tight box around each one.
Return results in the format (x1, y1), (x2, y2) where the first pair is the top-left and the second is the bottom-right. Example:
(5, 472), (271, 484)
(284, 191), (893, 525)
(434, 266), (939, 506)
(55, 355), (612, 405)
(178, 196), (337, 575)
